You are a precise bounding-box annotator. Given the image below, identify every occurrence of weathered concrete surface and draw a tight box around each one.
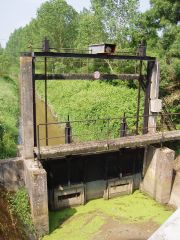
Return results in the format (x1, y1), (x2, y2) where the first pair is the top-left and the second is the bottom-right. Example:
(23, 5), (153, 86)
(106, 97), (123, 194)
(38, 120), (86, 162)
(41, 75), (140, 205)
(148, 208), (180, 240)
(50, 183), (85, 210)
(141, 146), (175, 204)
(169, 155), (180, 208)
(20, 56), (34, 159)
(86, 180), (106, 201)
(0, 158), (24, 191)
(24, 159), (49, 236)
(155, 148), (175, 203)
(34, 130), (180, 160)
(104, 177), (133, 200)
(148, 61), (161, 134)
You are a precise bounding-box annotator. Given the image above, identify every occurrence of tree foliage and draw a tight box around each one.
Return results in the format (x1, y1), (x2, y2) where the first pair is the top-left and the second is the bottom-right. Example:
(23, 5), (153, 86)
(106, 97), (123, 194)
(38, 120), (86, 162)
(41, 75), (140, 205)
(91, 0), (140, 45)
(75, 9), (107, 49)
(36, 0), (78, 50)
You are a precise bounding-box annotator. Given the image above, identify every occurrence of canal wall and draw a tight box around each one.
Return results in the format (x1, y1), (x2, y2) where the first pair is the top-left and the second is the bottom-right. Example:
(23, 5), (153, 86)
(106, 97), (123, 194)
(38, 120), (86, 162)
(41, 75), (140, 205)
(0, 157), (24, 191)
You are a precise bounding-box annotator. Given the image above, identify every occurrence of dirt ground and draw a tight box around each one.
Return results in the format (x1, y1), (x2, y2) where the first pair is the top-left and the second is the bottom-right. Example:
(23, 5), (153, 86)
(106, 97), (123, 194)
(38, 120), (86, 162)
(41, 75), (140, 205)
(93, 216), (159, 240)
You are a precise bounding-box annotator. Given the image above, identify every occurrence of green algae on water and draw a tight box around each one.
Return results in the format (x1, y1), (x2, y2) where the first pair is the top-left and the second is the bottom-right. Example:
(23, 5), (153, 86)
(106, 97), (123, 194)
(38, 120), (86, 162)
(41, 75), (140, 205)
(43, 191), (173, 240)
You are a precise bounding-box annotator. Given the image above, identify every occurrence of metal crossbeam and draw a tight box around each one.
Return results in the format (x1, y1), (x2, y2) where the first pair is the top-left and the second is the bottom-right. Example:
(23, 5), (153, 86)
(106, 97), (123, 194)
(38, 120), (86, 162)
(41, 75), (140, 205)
(21, 51), (156, 61)
(34, 73), (140, 81)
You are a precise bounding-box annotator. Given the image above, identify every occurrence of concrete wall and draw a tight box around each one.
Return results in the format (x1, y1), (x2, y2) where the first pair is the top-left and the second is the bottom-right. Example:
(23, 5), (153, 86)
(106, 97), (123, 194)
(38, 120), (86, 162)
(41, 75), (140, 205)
(141, 146), (175, 204)
(169, 155), (180, 208)
(86, 180), (106, 201)
(24, 159), (49, 237)
(148, 208), (180, 240)
(0, 157), (24, 191)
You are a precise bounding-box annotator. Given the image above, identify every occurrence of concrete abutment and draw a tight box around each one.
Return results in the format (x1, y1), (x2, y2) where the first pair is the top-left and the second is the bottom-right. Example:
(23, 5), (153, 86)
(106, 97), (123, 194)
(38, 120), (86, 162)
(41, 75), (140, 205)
(141, 146), (175, 204)
(23, 159), (49, 236)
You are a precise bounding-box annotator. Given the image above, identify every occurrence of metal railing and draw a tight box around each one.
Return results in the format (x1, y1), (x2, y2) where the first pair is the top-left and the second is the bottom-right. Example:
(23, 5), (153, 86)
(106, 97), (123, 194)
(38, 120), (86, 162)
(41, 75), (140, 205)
(36, 112), (180, 154)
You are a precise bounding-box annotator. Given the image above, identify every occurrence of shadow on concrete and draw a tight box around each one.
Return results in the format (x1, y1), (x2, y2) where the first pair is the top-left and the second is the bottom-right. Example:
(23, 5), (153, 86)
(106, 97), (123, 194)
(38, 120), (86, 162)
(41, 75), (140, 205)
(49, 208), (77, 233)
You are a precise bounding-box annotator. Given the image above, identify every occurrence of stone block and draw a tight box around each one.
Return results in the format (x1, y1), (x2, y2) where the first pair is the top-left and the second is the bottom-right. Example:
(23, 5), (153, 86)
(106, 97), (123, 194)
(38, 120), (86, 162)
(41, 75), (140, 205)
(141, 146), (158, 197)
(141, 146), (175, 204)
(155, 148), (175, 203)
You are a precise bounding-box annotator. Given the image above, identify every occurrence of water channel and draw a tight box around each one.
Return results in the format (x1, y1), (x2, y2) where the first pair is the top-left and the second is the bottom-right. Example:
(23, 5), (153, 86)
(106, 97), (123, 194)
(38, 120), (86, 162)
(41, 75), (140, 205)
(36, 97), (64, 147)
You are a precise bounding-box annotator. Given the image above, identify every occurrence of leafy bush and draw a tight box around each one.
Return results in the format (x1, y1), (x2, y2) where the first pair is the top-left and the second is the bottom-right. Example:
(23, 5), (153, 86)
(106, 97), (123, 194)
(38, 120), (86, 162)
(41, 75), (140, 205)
(8, 188), (34, 232)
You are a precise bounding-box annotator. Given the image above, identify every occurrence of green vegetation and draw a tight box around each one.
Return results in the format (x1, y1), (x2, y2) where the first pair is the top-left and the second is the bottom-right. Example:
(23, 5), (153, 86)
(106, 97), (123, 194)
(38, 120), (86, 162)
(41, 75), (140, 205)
(0, 186), (29, 240)
(0, 0), (178, 151)
(0, 77), (19, 159)
(0, 0), (178, 150)
(43, 191), (173, 240)
(0, 0), (178, 131)
(36, 80), (143, 141)
(8, 188), (34, 232)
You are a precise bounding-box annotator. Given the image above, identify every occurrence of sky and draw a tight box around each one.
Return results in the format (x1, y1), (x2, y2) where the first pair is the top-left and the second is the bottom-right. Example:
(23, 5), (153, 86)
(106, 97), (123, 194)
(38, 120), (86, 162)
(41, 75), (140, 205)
(0, 0), (150, 48)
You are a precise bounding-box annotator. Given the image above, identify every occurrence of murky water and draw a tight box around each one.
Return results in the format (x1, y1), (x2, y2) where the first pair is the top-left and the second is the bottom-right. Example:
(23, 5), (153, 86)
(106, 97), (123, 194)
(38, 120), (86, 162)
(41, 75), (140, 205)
(36, 97), (65, 146)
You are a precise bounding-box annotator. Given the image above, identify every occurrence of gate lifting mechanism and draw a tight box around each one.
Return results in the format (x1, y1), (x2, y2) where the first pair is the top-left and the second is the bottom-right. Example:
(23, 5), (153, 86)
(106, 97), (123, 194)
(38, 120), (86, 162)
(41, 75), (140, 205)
(22, 38), (161, 147)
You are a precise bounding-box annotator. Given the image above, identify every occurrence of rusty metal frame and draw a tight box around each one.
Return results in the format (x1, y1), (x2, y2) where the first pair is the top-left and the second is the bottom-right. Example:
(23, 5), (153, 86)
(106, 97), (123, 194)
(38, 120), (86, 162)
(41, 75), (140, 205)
(21, 51), (156, 147)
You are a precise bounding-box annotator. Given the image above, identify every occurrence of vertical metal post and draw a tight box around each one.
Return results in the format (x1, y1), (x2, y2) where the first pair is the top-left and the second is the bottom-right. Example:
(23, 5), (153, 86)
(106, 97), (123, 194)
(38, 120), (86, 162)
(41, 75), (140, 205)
(32, 57), (37, 147)
(37, 125), (41, 159)
(107, 118), (110, 140)
(136, 61), (142, 135)
(67, 158), (71, 187)
(104, 158), (109, 200)
(143, 61), (155, 134)
(65, 115), (72, 144)
(83, 158), (87, 184)
(120, 113), (127, 137)
(142, 146), (148, 178)
(44, 57), (48, 146)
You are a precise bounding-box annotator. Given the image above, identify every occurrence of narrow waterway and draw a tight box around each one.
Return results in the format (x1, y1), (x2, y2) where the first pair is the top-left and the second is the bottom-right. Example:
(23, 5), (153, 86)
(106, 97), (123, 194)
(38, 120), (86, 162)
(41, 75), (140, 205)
(36, 97), (65, 147)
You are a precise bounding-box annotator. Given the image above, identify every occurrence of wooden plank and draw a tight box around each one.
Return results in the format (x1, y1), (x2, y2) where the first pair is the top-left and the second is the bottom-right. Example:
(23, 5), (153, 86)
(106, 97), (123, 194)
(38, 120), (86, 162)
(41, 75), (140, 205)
(34, 130), (180, 160)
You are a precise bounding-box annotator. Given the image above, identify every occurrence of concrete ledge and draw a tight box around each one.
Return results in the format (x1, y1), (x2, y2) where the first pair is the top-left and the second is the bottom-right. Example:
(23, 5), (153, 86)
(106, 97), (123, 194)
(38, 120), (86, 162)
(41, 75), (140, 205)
(34, 130), (180, 160)
(148, 208), (180, 240)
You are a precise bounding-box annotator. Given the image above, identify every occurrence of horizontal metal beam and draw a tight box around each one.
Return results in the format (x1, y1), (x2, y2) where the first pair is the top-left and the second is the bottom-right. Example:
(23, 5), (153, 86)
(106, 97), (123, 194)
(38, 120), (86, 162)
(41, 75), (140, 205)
(34, 73), (140, 81)
(21, 52), (156, 61)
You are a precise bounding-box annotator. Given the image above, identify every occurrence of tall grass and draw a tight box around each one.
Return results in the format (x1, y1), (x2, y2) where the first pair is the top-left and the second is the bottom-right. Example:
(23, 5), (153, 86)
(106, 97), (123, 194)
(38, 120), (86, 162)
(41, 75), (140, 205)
(0, 76), (19, 159)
